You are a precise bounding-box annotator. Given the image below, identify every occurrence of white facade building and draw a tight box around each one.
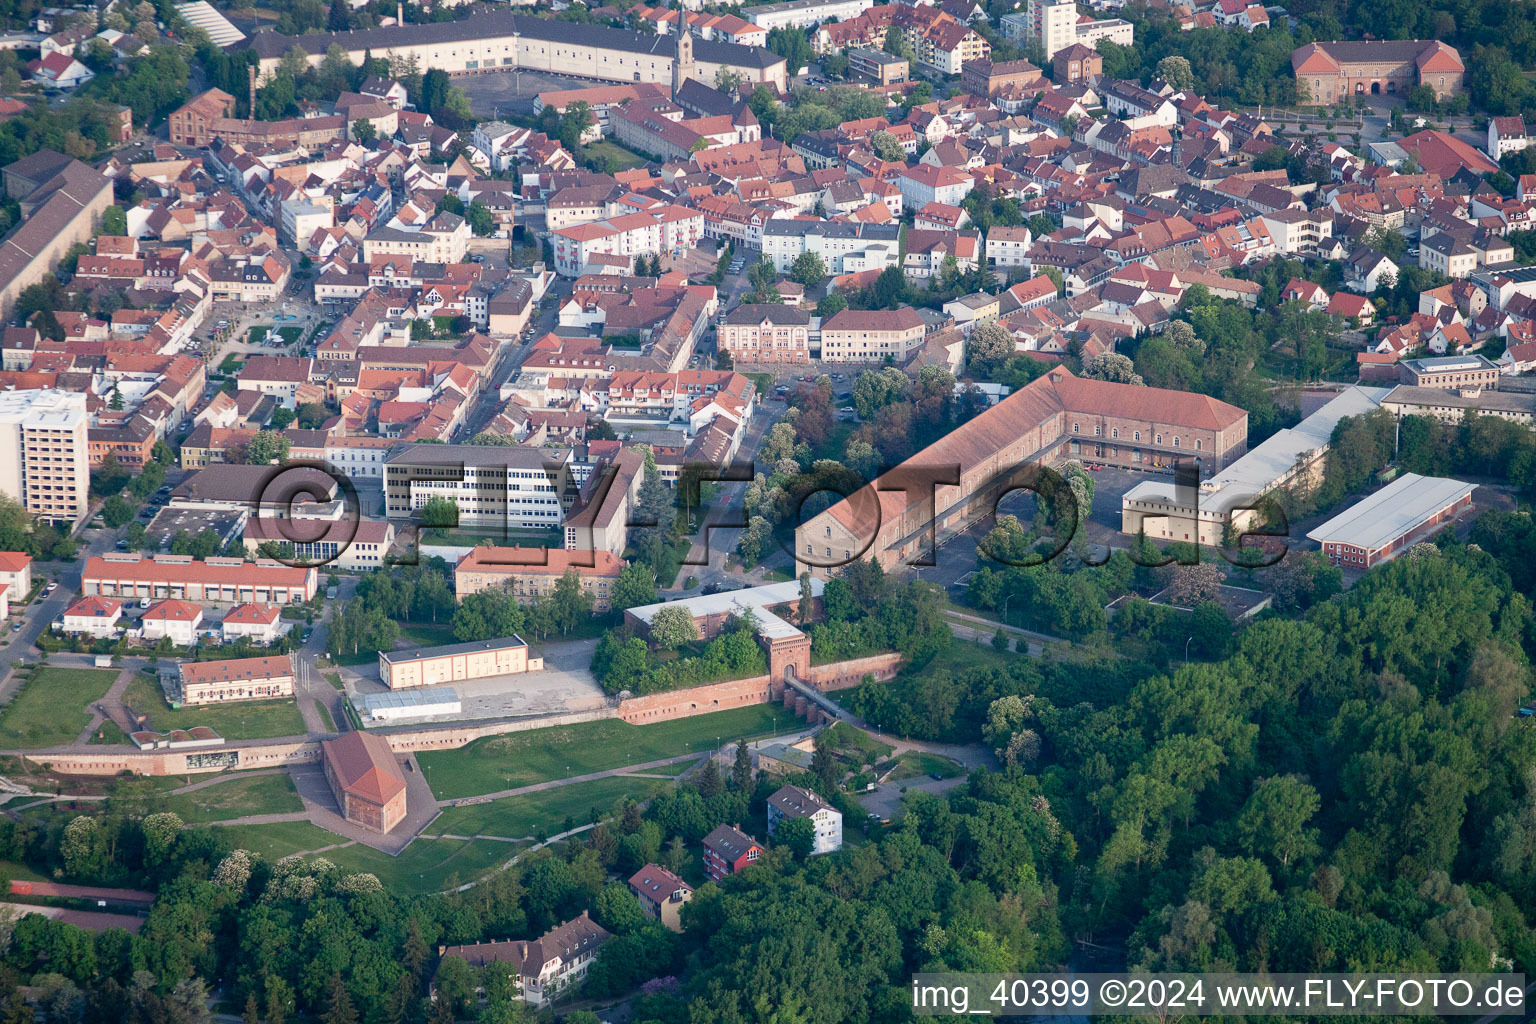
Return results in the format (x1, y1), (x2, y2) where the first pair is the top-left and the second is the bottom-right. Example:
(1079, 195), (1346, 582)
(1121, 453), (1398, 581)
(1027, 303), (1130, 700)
(766, 783), (843, 854)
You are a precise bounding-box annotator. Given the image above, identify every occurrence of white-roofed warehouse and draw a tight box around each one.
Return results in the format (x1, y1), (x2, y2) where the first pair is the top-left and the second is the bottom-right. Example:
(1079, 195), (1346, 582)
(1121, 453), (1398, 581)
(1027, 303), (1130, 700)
(1305, 472), (1476, 569)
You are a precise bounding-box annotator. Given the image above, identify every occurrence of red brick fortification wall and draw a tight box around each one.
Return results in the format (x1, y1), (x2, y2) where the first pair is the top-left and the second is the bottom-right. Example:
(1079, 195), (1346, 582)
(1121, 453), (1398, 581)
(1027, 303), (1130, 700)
(804, 653), (902, 690)
(618, 675), (774, 724)
(28, 656), (906, 775)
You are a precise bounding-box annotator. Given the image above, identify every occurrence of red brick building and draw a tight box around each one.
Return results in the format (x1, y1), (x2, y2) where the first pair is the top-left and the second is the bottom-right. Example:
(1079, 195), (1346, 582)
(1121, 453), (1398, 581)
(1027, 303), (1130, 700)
(321, 731), (407, 833)
(703, 824), (763, 881)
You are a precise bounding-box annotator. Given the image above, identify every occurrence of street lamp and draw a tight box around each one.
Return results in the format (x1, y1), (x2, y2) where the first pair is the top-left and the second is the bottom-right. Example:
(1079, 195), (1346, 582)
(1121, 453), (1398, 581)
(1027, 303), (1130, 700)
(1184, 636), (1193, 664)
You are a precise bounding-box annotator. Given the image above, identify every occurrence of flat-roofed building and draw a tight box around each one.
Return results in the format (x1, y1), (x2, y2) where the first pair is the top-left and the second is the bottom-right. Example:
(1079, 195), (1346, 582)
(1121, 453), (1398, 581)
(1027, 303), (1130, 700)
(357, 688), (463, 724)
(243, 517), (394, 570)
(848, 46), (908, 85)
(1121, 385), (1389, 548)
(82, 555), (318, 605)
(1396, 354), (1500, 390)
(1306, 473), (1476, 568)
(1380, 385), (1536, 426)
(383, 443), (573, 529)
(321, 730), (407, 833)
(454, 546), (628, 611)
(0, 389), (91, 524)
(176, 654), (295, 706)
(378, 635), (544, 689)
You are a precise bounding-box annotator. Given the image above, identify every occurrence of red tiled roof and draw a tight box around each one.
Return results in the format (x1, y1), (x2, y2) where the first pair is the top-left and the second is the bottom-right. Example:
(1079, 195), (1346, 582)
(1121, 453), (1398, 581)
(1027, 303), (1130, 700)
(142, 599), (203, 622)
(322, 730), (405, 806)
(180, 654), (292, 686)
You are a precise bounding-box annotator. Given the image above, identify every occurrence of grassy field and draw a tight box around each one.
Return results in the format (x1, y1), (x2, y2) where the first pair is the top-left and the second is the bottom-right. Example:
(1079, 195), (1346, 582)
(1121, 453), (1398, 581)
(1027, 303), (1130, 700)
(580, 140), (648, 171)
(122, 675), (307, 741)
(419, 704), (787, 800)
(217, 354), (245, 374)
(314, 701), (336, 732)
(162, 773), (304, 823)
(886, 751), (964, 782)
(433, 776), (665, 840)
(320, 836), (517, 891)
(276, 325), (303, 344)
(0, 668), (118, 749)
(246, 325), (270, 344)
(217, 820), (340, 860)
(401, 623), (457, 647)
(822, 722), (894, 761)
(88, 721), (127, 745)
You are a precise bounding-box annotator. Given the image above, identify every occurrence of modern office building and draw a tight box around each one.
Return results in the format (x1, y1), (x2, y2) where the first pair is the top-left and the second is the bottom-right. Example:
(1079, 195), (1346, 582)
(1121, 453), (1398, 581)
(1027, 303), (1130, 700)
(383, 443), (574, 529)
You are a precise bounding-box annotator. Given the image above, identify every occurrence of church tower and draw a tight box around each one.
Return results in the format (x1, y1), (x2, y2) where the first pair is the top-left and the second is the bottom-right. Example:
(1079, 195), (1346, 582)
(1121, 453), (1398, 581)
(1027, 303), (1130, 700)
(672, 9), (694, 100)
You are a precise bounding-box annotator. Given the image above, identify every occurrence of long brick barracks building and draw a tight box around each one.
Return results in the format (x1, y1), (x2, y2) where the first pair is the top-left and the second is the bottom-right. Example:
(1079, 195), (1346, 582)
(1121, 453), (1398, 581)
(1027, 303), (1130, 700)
(796, 366), (1247, 576)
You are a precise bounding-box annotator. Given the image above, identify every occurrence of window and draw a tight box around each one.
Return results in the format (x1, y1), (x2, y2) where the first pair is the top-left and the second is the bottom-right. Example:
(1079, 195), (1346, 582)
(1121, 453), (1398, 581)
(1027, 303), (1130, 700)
(1155, 434), (1162, 445)
(1172, 437), (1181, 448)
(1195, 439), (1202, 450)
(1134, 431), (1141, 441)
(1072, 422), (1079, 433)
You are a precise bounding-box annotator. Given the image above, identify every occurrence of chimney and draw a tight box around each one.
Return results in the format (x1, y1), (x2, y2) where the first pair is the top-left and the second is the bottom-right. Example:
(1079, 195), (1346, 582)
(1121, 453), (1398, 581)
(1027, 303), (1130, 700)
(248, 63), (257, 118)
(397, 1), (403, 22)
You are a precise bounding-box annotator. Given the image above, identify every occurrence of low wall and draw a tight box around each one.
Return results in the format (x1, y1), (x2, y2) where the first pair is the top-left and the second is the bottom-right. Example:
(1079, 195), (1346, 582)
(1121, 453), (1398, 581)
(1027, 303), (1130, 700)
(25, 654), (901, 776)
(804, 653), (902, 691)
(617, 675), (774, 724)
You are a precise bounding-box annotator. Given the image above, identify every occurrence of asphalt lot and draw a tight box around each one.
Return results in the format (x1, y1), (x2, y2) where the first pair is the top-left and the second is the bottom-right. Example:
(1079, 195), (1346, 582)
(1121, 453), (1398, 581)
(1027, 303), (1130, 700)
(457, 69), (605, 120)
(344, 636), (607, 722)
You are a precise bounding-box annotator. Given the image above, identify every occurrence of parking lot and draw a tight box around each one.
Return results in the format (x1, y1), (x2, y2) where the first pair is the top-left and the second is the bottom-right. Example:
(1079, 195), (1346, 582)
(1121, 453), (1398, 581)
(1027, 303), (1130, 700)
(455, 69), (605, 120)
(344, 636), (608, 723)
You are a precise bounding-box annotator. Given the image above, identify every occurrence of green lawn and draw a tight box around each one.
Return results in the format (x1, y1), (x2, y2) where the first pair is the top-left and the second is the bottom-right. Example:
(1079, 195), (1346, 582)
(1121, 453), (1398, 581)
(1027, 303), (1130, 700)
(122, 675), (307, 741)
(580, 140), (648, 171)
(217, 820), (340, 860)
(276, 325), (303, 344)
(433, 776), (665, 840)
(885, 751), (964, 782)
(0, 668), (118, 749)
(319, 836), (517, 891)
(821, 721), (894, 760)
(419, 704), (787, 800)
(87, 721), (127, 746)
(631, 758), (699, 777)
(247, 325), (270, 344)
(315, 701), (336, 732)
(161, 773), (304, 823)
(401, 623), (457, 647)
(217, 355), (245, 374)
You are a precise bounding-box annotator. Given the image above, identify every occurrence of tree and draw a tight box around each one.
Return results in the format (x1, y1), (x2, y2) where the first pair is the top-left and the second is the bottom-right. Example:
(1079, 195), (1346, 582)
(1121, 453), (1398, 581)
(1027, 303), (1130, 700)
(731, 738), (752, 791)
(648, 605), (699, 650)
(101, 495), (133, 528)
(765, 27), (814, 77)
(774, 816), (815, 859)
(611, 562), (657, 611)
(245, 430), (290, 465)
(810, 734), (839, 791)
(816, 293), (848, 319)
(1083, 352), (1144, 385)
(1155, 55), (1196, 91)
(351, 118), (376, 144)
(1237, 775), (1321, 868)
(100, 206), (127, 236)
(1161, 562), (1224, 606)
(560, 100), (594, 153)
(790, 251), (827, 287)
(421, 67), (450, 115)
(869, 129), (904, 162)
(968, 319), (1014, 371)
(419, 495), (459, 530)
(466, 200), (495, 236)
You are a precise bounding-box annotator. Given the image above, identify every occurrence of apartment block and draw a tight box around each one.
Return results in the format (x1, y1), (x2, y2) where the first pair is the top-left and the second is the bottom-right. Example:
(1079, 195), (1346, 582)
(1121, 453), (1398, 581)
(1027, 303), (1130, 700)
(0, 390), (91, 524)
(454, 546), (628, 611)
